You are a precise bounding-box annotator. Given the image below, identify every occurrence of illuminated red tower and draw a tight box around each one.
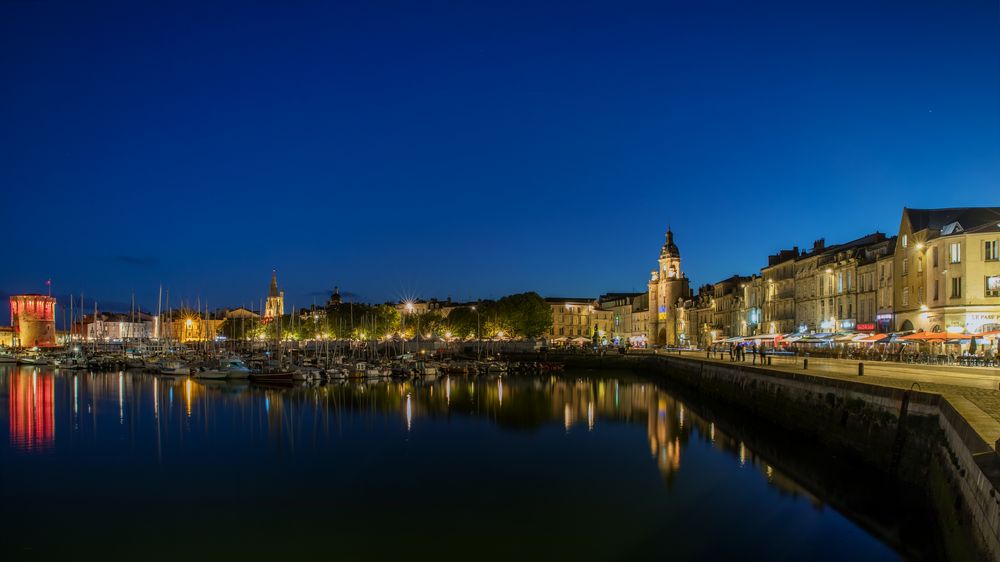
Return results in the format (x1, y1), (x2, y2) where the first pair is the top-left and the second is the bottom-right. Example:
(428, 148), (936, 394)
(10, 294), (57, 348)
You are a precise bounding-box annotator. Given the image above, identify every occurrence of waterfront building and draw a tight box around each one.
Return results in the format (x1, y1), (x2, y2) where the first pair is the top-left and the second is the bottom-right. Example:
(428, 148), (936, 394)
(395, 297), (480, 319)
(647, 229), (691, 346)
(0, 326), (14, 347)
(85, 312), (155, 341)
(875, 250), (895, 332)
(545, 298), (613, 343)
(162, 311), (225, 342)
(741, 275), (765, 337)
(263, 270), (285, 323)
(598, 292), (647, 346)
(761, 249), (798, 335)
(894, 207), (1000, 334)
(224, 307), (260, 320)
(711, 275), (751, 339)
(856, 236), (896, 332)
(793, 233), (887, 333)
(10, 294), (57, 348)
(678, 285), (714, 347)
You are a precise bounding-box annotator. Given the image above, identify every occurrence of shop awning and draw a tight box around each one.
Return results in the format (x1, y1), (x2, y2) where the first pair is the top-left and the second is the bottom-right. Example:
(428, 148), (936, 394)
(857, 333), (889, 343)
(899, 331), (952, 341)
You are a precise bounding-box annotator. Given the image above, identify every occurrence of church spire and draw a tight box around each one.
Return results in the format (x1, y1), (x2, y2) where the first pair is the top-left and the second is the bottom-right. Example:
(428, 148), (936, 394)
(269, 269), (279, 297)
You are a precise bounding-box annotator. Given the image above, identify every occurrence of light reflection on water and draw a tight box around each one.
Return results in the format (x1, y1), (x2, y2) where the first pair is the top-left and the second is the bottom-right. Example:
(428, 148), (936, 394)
(0, 365), (909, 561)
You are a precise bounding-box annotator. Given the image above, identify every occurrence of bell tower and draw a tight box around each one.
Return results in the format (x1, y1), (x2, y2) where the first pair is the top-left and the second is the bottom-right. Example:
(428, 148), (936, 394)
(648, 228), (689, 346)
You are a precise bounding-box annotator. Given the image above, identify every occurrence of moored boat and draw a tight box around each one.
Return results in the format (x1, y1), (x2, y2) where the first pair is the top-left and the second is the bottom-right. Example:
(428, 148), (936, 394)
(249, 371), (294, 383)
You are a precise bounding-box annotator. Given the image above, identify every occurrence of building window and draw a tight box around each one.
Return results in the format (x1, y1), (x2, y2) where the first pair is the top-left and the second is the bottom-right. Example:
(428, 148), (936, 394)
(901, 258), (908, 276)
(985, 240), (999, 261)
(902, 234), (908, 248)
(951, 277), (962, 299)
(933, 280), (939, 301)
(950, 242), (961, 264)
(987, 276), (1000, 298)
(932, 246), (939, 268)
(902, 287), (909, 306)
(917, 257), (923, 273)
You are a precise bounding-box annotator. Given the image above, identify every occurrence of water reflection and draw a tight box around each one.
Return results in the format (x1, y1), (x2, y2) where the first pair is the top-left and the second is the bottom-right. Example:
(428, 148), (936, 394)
(0, 365), (914, 560)
(7, 368), (55, 452)
(0, 366), (812, 500)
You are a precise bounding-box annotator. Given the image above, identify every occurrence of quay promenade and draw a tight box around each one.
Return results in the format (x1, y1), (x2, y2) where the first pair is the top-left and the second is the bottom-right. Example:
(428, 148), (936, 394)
(658, 349), (1000, 450)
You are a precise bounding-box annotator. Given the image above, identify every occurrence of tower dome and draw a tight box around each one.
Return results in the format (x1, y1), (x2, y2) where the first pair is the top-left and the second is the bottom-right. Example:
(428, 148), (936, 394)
(660, 228), (680, 259)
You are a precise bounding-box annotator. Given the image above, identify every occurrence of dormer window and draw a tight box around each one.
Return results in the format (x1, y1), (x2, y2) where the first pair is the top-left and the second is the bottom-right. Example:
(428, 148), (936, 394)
(942, 222), (964, 235)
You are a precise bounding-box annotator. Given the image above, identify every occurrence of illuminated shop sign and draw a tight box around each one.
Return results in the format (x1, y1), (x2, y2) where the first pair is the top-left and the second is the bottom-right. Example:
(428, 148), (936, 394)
(839, 319), (856, 330)
(856, 323), (875, 331)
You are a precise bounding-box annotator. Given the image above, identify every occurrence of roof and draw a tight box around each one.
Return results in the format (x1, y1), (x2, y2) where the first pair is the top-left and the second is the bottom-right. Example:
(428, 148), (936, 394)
(545, 297), (596, 304)
(904, 207), (1000, 234)
(797, 232), (886, 261)
(659, 228), (680, 259)
(598, 292), (644, 302)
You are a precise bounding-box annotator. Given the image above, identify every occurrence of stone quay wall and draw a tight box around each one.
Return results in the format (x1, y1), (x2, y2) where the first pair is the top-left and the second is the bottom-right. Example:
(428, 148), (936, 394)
(519, 352), (1000, 561)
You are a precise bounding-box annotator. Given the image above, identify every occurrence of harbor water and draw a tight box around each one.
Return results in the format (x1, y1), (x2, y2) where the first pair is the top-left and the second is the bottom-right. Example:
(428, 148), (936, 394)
(0, 365), (936, 560)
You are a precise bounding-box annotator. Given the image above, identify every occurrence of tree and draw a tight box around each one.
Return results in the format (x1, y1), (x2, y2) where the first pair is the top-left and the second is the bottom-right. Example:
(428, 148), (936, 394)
(444, 306), (479, 339)
(495, 292), (552, 338)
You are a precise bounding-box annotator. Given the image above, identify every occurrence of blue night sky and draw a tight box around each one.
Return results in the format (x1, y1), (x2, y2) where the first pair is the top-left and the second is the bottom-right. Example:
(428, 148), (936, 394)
(1, 0), (997, 313)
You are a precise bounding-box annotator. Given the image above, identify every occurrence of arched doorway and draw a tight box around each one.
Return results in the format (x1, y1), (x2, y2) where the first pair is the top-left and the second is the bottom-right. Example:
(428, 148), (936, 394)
(900, 319), (914, 331)
(657, 328), (667, 346)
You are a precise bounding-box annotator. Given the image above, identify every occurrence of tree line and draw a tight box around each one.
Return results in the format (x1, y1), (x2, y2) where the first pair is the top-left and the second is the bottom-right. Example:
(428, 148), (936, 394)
(219, 291), (553, 341)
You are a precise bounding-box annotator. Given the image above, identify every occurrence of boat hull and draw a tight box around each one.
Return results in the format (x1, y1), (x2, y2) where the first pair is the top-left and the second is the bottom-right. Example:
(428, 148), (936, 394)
(249, 373), (294, 382)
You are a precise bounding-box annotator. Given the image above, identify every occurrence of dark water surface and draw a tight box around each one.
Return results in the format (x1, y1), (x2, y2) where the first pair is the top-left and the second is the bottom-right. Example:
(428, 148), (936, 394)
(1, 365), (932, 561)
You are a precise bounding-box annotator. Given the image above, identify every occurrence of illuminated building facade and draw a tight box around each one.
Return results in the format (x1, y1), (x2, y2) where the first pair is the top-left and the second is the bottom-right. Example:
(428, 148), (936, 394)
(264, 269), (285, 323)
(647, 229), (690, 346)
(545, 298), (613, 343)
(598, 292), (648, 346)
(10, 294), (57, 348)
(85, 312), (155, 341)
(761, 249), (798, 335)
(894, 207), (1000, 334)
(162, 315), (225, 342)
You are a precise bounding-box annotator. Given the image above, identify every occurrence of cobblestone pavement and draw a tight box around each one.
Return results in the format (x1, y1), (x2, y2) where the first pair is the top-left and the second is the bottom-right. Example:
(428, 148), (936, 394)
(671, 351), (1000, 446)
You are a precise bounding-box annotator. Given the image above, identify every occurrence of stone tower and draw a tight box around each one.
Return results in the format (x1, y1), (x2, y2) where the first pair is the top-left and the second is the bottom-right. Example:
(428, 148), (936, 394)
(264, 269), (284, 323)
(647, 228), (689, 346)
